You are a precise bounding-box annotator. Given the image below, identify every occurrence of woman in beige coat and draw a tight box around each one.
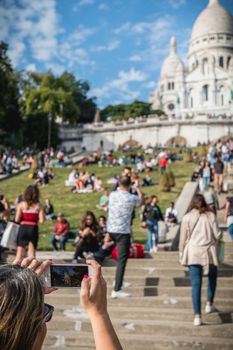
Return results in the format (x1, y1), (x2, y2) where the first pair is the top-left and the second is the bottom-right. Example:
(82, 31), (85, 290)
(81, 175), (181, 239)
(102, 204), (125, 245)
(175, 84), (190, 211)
(179, 194), (222, 326)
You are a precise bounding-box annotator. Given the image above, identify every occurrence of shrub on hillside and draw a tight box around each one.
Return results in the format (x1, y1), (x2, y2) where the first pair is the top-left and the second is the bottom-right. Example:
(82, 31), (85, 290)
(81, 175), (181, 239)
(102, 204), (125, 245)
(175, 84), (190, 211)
(168, 169), (176, 187)
(159, 172), (171, 192)
(184, 151), (192, 162)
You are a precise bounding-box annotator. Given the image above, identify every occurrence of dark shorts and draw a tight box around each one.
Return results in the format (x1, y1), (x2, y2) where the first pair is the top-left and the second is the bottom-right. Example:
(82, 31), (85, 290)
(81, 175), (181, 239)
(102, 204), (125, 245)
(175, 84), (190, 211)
(17, 224), (39, 249)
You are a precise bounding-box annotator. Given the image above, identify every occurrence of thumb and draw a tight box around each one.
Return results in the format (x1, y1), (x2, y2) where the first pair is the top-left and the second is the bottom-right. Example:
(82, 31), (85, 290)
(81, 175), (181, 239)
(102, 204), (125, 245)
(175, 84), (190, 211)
(80, 277), (90, 307)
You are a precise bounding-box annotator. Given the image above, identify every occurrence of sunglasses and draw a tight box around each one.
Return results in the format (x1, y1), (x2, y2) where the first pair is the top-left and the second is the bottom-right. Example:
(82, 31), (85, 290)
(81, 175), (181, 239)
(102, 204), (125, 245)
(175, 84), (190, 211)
(43, 303), (54, 323)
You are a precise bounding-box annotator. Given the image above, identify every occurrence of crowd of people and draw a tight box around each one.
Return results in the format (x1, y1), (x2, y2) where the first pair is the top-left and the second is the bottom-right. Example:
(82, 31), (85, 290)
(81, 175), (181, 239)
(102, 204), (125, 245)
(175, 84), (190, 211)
(0, 140), (233, 348)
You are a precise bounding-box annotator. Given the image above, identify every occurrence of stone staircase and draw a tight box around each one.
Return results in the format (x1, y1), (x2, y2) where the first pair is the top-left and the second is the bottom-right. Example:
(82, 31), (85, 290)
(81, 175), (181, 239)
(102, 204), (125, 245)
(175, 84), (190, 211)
(42, 236), (233, 350)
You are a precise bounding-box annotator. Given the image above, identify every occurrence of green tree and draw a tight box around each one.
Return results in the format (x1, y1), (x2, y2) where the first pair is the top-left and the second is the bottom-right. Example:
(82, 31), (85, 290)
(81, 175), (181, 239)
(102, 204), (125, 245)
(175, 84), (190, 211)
(100, 100), (162, 121)
(22, 71), (96, 124)
(22, 112), (59, 149)
(0, 41), (22, 145)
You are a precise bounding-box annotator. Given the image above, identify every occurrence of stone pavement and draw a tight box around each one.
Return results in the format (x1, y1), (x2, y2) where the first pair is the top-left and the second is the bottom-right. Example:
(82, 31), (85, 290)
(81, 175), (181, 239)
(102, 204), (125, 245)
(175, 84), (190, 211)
(39, 184), (233, 350)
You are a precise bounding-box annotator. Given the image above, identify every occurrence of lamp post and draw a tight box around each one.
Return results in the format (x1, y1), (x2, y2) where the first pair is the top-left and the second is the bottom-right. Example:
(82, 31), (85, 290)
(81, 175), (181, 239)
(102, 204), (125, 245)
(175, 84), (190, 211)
(47, 113), (52, 149)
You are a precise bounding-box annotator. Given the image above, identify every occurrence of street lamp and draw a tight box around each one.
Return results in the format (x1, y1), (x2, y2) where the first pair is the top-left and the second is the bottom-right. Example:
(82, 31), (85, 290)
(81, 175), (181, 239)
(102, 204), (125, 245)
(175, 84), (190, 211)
(47, 113), (52, 149)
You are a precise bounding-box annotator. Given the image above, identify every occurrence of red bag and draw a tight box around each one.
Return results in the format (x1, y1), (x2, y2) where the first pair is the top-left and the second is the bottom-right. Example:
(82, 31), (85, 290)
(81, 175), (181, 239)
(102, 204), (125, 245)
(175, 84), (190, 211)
(112, 243), (144, 260)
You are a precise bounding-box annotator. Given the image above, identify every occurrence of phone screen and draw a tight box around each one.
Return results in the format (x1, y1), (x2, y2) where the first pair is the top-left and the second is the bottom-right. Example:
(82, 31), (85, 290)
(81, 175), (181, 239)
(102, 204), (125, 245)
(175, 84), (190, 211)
(50, 265), (88, 287)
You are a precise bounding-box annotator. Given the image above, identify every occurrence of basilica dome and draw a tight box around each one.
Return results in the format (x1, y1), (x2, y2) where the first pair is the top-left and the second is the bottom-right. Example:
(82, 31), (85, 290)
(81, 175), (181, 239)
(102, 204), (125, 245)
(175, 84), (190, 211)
(191, 0), (233, 42)
(161, 37), (184, 78)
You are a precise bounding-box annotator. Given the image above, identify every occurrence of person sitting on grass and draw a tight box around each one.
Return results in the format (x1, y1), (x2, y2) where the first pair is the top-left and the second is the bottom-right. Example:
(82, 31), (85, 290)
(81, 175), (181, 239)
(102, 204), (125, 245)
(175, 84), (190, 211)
(44, 198), (56, 221)
(96, 190), (109, 211)
(73, 211), (100, 261)
(50, 213), (70, 251)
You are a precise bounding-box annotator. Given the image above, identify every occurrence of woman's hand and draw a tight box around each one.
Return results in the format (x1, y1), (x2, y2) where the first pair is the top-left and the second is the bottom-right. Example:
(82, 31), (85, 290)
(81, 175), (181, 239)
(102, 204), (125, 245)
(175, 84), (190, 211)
(15, 257), (57, 295)
(80, 259), (107, 317)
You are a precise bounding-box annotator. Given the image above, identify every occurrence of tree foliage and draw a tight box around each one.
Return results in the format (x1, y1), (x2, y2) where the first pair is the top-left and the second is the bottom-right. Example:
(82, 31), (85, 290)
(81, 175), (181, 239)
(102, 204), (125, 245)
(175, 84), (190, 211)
(0, 41), (22, 144)
(22, 71), (96, 124)
(100, 100), (162, 121)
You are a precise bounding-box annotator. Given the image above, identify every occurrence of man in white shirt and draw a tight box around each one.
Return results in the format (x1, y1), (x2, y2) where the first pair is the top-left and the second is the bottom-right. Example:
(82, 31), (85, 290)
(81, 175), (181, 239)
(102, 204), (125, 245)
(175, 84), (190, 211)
(107, 176), (142, 298)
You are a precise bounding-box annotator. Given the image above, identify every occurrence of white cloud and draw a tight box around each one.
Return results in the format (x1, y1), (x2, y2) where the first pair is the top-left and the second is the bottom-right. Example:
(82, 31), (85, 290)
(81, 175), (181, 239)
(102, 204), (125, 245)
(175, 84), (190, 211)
(114, 22), (131, 35)
(73, 0), (95, 11)
(129, 55), (142, 62)
(143, 81), (157, 90)
(25, 63), (37, 71)
(92, 68), (147, 103)
(98, 3), (109, 11)
(166, 0), (186, 10)
(69, 26), (96, 45)
(45, 62), (65, 75)
(0, 0), (59, 64)
(92, 39), (120, 52)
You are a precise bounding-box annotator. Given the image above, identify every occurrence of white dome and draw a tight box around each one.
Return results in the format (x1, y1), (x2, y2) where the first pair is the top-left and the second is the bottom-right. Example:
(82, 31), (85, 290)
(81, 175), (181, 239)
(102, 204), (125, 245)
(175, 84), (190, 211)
(161, 37), (184, 78)
(191, 0), (233, 41)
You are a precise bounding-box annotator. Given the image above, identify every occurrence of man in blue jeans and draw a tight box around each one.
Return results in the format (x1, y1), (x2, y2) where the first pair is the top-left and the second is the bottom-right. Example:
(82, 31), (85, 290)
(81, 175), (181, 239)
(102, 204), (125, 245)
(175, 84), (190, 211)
(107, 176), (142, 298)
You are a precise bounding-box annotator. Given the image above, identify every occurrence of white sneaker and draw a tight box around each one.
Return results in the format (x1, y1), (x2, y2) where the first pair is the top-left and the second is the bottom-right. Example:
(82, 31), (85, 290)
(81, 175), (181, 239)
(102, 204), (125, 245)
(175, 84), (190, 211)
(193, 317), (202, 326)
(112, 281), (132, 288)
(111, 290), (131, 298)
(205, 304), (217, 313)
(153, 246), (158, 253)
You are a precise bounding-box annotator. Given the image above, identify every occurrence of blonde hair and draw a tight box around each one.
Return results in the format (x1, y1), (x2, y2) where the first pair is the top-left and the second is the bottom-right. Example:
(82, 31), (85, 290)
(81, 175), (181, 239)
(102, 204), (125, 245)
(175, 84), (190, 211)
(0, 265), (44, 350)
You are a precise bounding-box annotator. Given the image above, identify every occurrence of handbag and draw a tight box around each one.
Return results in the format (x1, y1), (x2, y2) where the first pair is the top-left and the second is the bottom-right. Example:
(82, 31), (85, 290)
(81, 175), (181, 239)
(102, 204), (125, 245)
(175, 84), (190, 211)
(1, 222), (20, 249)
(218, 239), (225, 263)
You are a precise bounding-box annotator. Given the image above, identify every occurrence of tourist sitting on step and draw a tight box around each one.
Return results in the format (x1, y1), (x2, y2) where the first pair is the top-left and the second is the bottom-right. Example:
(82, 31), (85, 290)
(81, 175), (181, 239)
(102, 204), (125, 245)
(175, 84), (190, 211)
(73, 211), (101, 261)
(179, 194), (222, 326)
(0, 258), (123, 350)
(50, 213), (70, 251)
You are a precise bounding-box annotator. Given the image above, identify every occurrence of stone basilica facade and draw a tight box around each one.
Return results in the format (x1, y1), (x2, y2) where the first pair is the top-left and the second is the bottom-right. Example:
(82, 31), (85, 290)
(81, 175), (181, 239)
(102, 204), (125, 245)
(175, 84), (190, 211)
(60, 0), (233, 151)
(150, 0), (233, 117)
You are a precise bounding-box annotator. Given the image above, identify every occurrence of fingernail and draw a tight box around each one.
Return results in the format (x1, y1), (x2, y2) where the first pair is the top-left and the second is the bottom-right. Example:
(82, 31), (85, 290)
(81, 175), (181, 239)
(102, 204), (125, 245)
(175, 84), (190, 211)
(83, 275), (89, 279)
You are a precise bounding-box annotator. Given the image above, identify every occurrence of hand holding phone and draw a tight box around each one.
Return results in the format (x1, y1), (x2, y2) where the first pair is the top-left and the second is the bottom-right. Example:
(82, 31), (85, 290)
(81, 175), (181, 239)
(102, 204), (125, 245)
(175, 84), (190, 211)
(43, 264), (93, 288)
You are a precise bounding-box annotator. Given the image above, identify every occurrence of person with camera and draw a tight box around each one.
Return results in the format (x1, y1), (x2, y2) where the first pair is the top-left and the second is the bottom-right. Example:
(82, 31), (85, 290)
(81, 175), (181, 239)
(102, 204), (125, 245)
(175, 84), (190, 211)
(108, 175), (142, 298)
(0, 258), (122, 350)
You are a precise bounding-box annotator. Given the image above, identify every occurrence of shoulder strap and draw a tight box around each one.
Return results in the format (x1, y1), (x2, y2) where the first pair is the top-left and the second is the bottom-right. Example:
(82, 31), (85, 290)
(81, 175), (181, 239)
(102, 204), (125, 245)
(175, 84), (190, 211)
(188, 214), (201, 240)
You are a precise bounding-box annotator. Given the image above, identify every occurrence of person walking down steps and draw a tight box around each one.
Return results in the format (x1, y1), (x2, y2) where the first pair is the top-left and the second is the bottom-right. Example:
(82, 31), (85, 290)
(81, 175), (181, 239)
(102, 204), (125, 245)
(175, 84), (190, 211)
(179, 194), (222, 326)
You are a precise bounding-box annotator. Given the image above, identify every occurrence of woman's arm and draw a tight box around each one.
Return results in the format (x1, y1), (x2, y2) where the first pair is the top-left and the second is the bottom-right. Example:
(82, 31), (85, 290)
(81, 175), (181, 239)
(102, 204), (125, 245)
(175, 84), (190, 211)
(81, 260), (123, 350)
(39, 207), (45, 224)
(179, 217), (188, 254)
(15, 203), (23, 223)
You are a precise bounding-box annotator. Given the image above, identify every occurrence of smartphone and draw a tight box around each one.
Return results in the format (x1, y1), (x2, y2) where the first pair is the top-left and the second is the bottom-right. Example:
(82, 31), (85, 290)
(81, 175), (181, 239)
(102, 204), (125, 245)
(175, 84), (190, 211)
(43, 264), (93, 288)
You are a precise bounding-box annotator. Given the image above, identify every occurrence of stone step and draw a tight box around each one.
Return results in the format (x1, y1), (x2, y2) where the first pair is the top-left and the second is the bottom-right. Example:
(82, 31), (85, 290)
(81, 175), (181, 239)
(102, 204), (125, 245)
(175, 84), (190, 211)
(126, 258), (233, 267)
(43, 331), (233, 350)
(48, 286), (233, 298)
(102, 266), (233, 278)
(53, 305), (233, 323)
(46, 317), (233, 339)
(51, 275), (233, 288)
(45, 295), (233, 309)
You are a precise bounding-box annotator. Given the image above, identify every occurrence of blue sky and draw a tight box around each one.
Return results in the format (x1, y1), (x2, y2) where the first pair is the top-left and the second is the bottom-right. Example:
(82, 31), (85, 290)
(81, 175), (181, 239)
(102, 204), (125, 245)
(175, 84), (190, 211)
(0, 0), (232, 108)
